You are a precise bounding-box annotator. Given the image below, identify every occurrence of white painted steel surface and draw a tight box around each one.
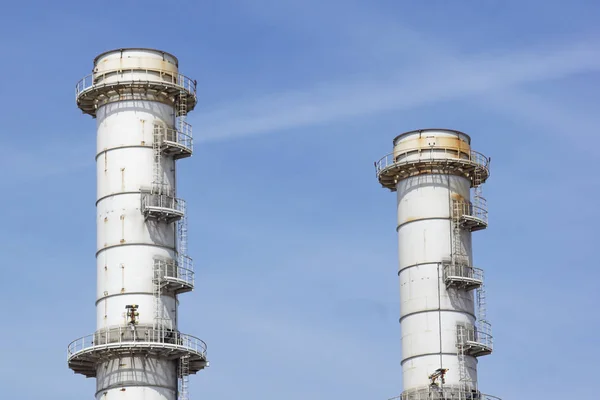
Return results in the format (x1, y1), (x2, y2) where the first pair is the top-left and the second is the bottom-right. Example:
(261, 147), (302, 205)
(69, 48), (203, 400)
(97, 357), (178, 400)
(96, 100), (178, 330)
(397, 173), (477, 389)
(377, 129), (495, 397)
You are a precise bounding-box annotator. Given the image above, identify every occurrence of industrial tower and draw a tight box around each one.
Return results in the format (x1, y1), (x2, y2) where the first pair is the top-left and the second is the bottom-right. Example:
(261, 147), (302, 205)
(375, 129), (499, 400)
(67, 48), (208, 400)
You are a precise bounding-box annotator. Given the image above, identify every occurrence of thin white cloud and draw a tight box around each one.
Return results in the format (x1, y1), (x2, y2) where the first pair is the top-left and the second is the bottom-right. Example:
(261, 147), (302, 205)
(193, 1), (599, 145)
(195, 38), (600, 142)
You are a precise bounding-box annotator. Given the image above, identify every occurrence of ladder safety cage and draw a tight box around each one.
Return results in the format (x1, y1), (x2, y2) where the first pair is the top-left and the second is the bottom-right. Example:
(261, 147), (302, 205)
(177, 202), (189, 259)
(456, 324), (471, 392)
(179, 355), (190, 400)
(153, 259), (172, 337)
(450, 202), (470, 282)
(152, 126), (165, 195)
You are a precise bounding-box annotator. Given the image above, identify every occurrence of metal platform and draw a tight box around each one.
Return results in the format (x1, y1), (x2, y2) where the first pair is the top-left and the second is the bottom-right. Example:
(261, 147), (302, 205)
(67, 326), (208, 378)
(443, 264), (483, 291)
(457, 322), (493, 358)
(76, 69), (197, 117)
(390, 385), (501, 400)
(141, 193), (185, 223)
(155, 255), (195, 294)
(454, 200), (488, 232)
(375, 147), (490, 190)
(159, 123), (193, 160)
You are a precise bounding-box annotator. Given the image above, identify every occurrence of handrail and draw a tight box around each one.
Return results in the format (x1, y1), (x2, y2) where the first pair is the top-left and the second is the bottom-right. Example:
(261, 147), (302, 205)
(457, 322), (493, 350)
(178, 255), (194, 277)
(161, 124), (193, 152)
(391, 386), (501, 400)
(376, 147), (490, 176)
(75, 69), (197, 99)
(155, 256), (194, 287)
(67, 326), (207, 359)
(142, 193), (185, 214)
(444, 264), (484, 282)
(454, 200), (488, 225)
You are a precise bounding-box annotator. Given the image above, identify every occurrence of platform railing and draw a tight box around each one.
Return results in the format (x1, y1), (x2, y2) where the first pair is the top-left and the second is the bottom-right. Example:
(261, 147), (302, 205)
(454, 200), (488, 226)
(458, 322), (493, 351)
(389, 385), (501, 400)
(76, 68), (197, 99)
(162, 124), (193, 152)
(376, 148), (490, 177)
(155, 257), (194, 287)
(475, 320), (493, 348)
(67, 326), (207, 359)
(178, 255), (194, 281)
(142, 193), (185, 214)
(444, 264), (484, 283)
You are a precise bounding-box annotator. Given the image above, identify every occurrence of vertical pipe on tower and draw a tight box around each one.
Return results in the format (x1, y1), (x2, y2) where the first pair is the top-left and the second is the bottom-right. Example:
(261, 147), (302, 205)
(67, 48), (207, 400)
(375, 129), (499, 400)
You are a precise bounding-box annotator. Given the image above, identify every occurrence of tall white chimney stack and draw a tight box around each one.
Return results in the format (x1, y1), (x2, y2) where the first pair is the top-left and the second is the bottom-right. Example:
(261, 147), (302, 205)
(68, 48), (207, 400)
(375, 129), (499, 400)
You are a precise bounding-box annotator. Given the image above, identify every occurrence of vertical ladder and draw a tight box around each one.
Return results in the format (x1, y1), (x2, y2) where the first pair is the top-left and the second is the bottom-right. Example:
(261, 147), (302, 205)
(451, 200), (467, 268)
(153, 260), (173, 338)
(476, 282), (488, 326)
(472, 167), (488, 330)
(153, 260), (163, 338)
(179, 355), (190, 400)
(177, 89), (187, 132)
(176, 87), (190, 400)
(177, 202), (188, 262)
(176, 88), (189, 267)
(472, 166), (484, 214)
(152, 124), (164, 195)
(456, 325), (469, 400)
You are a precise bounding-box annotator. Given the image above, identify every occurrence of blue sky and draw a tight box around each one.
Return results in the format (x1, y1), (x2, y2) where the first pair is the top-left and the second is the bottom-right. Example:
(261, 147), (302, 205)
(0, 0), (598, 399)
